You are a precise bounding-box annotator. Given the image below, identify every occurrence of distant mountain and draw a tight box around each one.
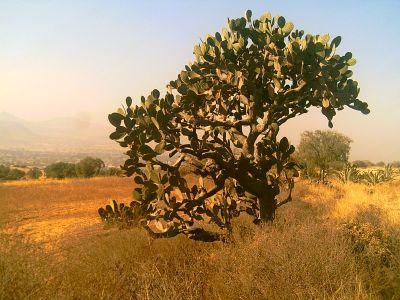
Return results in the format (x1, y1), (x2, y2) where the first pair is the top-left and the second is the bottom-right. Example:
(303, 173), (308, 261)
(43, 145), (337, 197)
(0, 112), (118, 152)
(0, 112), (28, 123)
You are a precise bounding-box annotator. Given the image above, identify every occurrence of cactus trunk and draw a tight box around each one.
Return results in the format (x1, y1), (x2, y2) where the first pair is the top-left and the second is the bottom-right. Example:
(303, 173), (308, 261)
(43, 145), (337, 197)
(258, 192), (277, 222)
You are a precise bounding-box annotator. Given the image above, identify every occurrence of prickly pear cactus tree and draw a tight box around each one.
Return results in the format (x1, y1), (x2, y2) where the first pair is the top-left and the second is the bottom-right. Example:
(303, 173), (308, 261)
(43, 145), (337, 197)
(106, 10), (369, 239)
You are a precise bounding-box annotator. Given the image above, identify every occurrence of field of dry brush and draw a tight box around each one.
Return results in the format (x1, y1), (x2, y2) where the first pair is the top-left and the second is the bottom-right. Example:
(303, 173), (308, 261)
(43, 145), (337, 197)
(1, 177), (399, 299)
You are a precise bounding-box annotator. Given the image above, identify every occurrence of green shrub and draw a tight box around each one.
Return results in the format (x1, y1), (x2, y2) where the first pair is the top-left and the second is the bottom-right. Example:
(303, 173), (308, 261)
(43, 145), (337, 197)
(75, 157), (105, 178)
(4, 169), (25, 180)
(27, 167), (41, 179)
(45, 162), (77, 179)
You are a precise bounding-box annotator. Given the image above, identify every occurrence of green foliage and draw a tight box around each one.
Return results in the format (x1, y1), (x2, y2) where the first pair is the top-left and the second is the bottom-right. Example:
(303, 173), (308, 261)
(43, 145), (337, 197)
(361, 165), (394, 185)
(45, 162), (77, 179)
(99, 167), (123, 177)
(343, 222), (394, 267)
(75, 157), (105, 178)
(104, 10), (369, 239)
(390, 161), (400, 168)
(43, 158), (115, 179)
(0, 165), (10, 179)
(0, 165), (25, 180)
(375, 161), (386, 167)
(98, 199), (139, 229)
(5, 168), (25, 180)
(335, 163), (360, 183)
(335, 164), (395, 186)
(27, 167), (41, 179)
(297, 130), (352, 183)
(352, 160), (374, 168)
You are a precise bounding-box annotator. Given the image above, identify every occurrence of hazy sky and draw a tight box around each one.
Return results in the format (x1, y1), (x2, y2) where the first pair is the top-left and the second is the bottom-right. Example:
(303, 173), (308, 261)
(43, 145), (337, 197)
(0, 1), (399, 161)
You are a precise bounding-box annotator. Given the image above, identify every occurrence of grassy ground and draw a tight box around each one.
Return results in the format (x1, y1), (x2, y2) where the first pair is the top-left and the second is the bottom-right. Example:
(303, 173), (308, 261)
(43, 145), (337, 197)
(0, 177), (399, 299)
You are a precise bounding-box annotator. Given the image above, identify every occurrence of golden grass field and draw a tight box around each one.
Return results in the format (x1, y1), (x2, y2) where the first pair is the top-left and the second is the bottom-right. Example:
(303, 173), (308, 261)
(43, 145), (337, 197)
(1, 176), (399, 299)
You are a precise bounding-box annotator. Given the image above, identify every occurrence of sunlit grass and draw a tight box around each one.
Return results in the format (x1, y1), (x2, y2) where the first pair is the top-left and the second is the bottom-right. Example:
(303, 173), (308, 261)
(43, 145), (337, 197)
(1, 176), (399, 299)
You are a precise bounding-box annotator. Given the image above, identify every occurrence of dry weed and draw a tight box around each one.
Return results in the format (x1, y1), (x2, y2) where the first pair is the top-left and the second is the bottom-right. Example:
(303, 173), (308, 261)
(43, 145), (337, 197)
(1, 177), (399, 299)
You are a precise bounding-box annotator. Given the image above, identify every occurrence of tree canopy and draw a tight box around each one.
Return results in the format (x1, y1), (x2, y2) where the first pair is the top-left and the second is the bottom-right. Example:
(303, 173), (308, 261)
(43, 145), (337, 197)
(45, 162), (77, 179)
(75, 157), (105, 178)
(27, 167), (41, 179)
(0, 165), (25, 180)
(106, 10), (369, 239)
(297, 130), (352, 182)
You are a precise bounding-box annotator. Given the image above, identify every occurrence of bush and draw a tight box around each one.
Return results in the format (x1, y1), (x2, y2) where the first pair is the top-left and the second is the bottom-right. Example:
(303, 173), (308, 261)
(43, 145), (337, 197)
(45, 162), (77, 179)
(0, 165), (10, 179)
(352, 160), (374, 168)
(335, 163), (360, 183)
(98, 199), (139, 229)
(390, 161), (400, 168)
(75, 157), (105, 178)
(297, 130), (352, 183)
(27, 167), (41, 179)
(4, 169), (25, 180)
(361, 165), (394, 185)
(0, 165), (25, 180)
(99, 167), (123, 177)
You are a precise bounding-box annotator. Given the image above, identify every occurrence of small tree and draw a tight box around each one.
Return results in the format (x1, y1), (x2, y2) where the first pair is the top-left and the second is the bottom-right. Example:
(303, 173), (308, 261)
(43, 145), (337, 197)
(0, 165), (10, 179)
(27, 167), (41, 179)
(5, 168), (25, 180)
(297, 130), (352, 183)
(75, 157), (105, 178)
(99, 167), (123, 177)
(0, 165), (25, 180)
(391, 161), (400, 168)
(45, 162), (77, 179)
(352, 160), (373, 168)
(105, 10), (369, 238)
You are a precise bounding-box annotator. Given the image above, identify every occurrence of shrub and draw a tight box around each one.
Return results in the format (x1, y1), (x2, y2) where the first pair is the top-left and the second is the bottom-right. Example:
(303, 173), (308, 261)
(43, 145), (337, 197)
(352, 160), (374, 168)
(297, 130), (352, 183)
(335, 163), (360, 183)
(361, 165), (394, 185)
(4, 168), (25, 180)
(27, 167), (41, 179)
(45, 162), (77, 179)
(0, 165), (10, 179)
(75, 157), (105, 178)
(98, 199), (139, 229)
(99, 167), (123, 177)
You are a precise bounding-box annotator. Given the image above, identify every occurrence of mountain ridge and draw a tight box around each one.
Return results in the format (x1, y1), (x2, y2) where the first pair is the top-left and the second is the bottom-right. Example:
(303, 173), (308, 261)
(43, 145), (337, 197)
(0, 112), (117, 152)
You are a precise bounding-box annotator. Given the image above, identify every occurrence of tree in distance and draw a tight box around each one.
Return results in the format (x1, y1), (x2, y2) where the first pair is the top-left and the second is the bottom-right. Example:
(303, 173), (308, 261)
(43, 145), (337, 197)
(352, 160), (373, 168)
(27, 167), (42, 179)
(75, 157), (105, 178)
(0, 165), (25, 180)
(390, 161), (400, 168)
(6, 169), (25, 180)
(45, 162), (77, 179)
(0, 165), (10, 179)
(375, 161), (386, 167)
(99, 167), (123, 177)
(106, 10), (369, 239)
(296, 130), (352, 183)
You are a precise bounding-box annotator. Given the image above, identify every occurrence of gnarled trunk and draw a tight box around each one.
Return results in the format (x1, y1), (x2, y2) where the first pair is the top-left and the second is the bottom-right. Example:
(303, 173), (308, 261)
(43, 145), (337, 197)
(233, 171), (279, 222)
(258, 190), (277, 222)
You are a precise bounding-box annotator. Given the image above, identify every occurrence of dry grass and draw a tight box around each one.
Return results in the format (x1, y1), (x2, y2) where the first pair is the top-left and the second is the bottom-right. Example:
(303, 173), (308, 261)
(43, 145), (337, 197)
(1, 177), (399, 299)
(0, 177), (132, 248)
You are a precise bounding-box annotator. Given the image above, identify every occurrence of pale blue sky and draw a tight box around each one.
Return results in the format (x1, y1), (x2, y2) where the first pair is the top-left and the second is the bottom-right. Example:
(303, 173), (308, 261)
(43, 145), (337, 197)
(0, 1), (399, 161)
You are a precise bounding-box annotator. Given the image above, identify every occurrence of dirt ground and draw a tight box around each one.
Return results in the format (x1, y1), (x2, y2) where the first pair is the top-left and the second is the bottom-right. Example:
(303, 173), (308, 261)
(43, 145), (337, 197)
(0, 177), (133, 251)
(1, 176), (400, 299)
